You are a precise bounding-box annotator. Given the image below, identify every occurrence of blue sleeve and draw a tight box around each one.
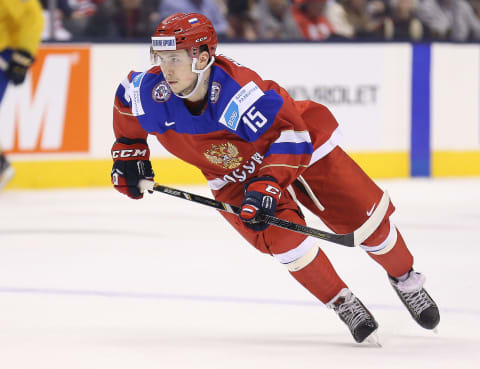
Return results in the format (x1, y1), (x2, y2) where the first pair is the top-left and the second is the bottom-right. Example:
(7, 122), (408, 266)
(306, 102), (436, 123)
(115, 83), (130, 107)
(114, 71), (144, 108)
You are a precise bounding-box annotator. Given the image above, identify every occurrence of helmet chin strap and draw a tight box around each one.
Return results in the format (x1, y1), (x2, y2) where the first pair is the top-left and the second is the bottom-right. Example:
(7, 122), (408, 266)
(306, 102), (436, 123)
(174, 56), (215, 100)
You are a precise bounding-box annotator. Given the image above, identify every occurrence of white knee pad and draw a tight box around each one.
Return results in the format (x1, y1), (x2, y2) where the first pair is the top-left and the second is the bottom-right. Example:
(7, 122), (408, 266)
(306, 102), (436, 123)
(360, 219), (398, 255)
(353, 191), (390, 246)
(273, 237), (319, 272)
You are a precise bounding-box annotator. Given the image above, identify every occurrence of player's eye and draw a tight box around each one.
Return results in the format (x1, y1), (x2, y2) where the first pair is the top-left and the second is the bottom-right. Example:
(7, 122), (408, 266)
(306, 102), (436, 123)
(153, 53), (164, 63)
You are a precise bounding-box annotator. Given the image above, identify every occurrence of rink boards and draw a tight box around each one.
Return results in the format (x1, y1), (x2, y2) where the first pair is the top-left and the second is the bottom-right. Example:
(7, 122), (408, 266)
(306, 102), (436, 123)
(0, 42), (479, 189)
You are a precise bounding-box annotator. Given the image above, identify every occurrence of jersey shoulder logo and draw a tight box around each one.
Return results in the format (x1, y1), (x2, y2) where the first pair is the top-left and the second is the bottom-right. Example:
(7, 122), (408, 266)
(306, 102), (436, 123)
(132, 71), (146, 88)
(152, 81), (172, 103)
(204, 142), (243, 170)
(219, 81), (264, 131)
(130, 71), (146, 116)
(210, 81), (221, 104)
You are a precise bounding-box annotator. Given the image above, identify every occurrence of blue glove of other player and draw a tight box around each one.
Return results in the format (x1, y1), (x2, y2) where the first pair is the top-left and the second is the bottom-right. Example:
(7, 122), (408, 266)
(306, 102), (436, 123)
(240, 176), (282, 231)
(111, 138), (154, 199)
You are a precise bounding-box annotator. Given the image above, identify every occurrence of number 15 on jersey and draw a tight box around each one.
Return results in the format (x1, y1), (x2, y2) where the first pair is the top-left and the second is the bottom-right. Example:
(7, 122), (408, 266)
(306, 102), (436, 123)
(242, 106), (267, 133)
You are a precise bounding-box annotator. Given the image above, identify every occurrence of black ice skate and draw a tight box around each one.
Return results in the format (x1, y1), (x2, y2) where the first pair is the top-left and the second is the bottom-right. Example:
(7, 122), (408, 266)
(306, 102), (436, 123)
(327, 288), (379, 344)
(389, 270), (440, 330)
(0, 154), (14, 191)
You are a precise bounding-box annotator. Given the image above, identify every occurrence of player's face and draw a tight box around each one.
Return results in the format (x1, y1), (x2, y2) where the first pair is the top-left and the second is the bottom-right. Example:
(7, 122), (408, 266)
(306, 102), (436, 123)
(152, 50), (197, 95)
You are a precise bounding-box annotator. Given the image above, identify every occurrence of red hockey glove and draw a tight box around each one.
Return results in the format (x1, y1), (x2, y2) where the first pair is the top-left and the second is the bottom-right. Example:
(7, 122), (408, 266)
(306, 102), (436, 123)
(240, 176), (282, 231)
(111, 138), (154, 199)
(5, 50), (34, 86)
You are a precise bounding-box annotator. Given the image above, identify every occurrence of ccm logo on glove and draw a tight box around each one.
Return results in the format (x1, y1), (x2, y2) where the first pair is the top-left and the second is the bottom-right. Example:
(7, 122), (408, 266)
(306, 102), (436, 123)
(111, 138), (154, 199)
(240, 176), (281, 231)
(112, 148), (148, 159)
(264, 184), (281, 196)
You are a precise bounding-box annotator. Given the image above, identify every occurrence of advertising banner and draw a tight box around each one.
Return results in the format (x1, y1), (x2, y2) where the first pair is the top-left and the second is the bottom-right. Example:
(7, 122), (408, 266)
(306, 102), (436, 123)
(0, 46), (90, 154)
(218, 43), (411, 152)
(430, 44), (480, 176)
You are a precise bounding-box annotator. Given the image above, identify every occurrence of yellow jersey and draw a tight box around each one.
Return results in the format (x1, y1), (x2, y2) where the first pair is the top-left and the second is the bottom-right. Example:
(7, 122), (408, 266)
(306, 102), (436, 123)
(0, 0), (44, 55)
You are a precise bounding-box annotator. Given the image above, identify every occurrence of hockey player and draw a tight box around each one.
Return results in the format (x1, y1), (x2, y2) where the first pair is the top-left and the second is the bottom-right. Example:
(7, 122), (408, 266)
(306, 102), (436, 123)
(0, 0), (44, 190)
(110, 12), (440, 343)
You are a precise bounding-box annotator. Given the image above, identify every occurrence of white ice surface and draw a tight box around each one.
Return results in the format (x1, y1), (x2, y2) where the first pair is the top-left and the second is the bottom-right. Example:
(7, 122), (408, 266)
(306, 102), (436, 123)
(0, 178), (479, 369)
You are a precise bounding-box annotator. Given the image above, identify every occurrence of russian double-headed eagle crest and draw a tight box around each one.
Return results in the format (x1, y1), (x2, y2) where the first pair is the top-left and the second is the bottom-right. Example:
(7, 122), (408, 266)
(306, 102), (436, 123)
(204, 142), (243, 170)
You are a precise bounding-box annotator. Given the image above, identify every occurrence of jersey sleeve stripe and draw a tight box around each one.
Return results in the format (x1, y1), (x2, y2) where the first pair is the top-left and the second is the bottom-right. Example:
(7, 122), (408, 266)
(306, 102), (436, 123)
(309, 127), (342, 166)
(275, 130), (312, 143)
(114, 102), (135, 117)
(265, 142), (313, 157)
(120, 77), (131, 103)
(259, 163), (309, 170)
(115, 78), (132, 107)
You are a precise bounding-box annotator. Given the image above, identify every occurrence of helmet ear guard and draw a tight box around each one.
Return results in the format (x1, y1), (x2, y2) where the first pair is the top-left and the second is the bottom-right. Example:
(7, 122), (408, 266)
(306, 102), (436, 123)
(190, 53), (215, 74)
(179, 54), (215, 99)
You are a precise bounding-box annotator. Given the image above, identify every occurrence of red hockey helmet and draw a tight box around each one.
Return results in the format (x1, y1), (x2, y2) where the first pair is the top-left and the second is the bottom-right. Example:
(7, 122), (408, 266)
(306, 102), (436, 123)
(151, 13), (218, 58)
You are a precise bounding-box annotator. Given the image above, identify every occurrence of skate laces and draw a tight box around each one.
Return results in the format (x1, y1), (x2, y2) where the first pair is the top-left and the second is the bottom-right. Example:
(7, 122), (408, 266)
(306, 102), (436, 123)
(399, 289), (434, 315)
(331, 291), (371, 330)
(392, 272), (433, 315)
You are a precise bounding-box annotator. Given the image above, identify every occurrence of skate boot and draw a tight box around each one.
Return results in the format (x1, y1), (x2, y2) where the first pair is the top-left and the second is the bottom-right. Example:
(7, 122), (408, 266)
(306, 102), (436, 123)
(327, 288), (379, 343)
(0, 154), (14, 191)
(389, 270), (440, 330)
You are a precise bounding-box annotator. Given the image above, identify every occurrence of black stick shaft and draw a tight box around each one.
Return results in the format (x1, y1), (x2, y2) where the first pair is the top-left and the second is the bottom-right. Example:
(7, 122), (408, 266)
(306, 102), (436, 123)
(141, 181), (355, 247)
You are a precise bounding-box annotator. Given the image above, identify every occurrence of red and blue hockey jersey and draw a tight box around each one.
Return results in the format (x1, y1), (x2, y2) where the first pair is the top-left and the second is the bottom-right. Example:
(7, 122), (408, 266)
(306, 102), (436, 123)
(113, 55), (340, 198)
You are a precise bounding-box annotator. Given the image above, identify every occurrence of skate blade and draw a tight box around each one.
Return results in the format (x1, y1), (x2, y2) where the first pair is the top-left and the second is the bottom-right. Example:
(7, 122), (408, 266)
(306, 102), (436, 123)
(0, 166), (15, 191)
(365, 330), (382, 347)
(433, 328), (439, 334)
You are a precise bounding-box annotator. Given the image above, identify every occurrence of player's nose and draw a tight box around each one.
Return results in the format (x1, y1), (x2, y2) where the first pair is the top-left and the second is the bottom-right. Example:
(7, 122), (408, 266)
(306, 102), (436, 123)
(163, 67), (174, 79)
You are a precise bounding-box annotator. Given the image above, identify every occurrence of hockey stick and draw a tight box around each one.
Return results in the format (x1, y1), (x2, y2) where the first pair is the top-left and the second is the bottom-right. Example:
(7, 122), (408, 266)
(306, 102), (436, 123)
(138, 180), (356, 247)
